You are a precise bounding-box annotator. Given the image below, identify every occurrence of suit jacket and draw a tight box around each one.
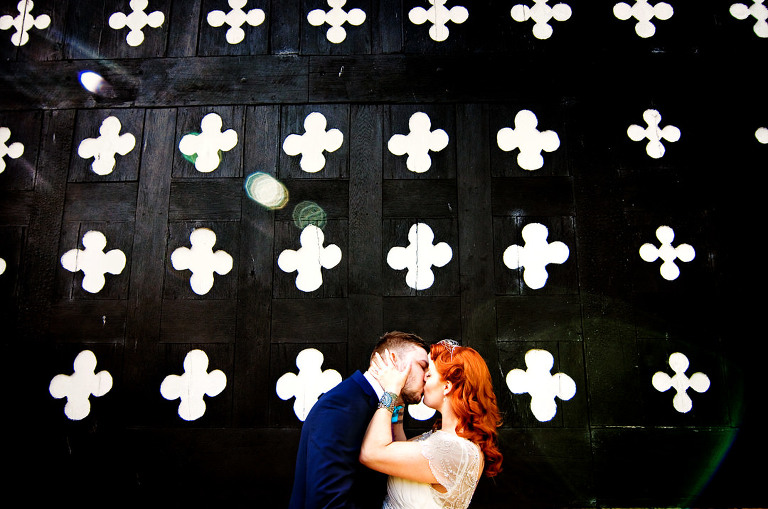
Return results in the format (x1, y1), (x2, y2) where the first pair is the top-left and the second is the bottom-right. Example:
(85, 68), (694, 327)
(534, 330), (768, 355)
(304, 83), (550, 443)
(289, 370), (387, 509)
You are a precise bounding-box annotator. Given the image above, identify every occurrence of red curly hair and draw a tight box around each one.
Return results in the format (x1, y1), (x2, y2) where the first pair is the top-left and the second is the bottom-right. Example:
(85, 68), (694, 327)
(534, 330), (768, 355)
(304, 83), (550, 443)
(431, 341), (503, 477)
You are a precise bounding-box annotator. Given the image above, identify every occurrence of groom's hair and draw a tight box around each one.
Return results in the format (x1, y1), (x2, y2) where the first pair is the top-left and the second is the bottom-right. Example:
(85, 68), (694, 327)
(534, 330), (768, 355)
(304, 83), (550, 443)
(370, 331), (429, 360)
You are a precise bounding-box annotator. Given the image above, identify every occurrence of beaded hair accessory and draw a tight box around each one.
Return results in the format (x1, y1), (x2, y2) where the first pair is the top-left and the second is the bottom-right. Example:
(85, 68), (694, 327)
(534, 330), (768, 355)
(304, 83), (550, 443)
(436, 338), (460, 360)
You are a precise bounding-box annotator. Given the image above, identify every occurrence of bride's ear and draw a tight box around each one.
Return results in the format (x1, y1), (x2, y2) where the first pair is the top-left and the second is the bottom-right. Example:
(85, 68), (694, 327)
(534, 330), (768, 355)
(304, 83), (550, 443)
(443, 381), (453, 396)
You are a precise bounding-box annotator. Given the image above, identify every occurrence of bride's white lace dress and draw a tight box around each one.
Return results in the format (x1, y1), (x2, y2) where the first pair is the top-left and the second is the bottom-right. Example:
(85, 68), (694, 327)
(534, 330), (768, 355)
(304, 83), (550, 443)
(383, 430), (482, 509)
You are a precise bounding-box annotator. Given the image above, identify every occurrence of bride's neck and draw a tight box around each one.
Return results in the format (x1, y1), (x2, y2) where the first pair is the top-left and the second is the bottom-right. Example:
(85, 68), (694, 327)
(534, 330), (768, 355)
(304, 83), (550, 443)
(439, 406), (459, 434)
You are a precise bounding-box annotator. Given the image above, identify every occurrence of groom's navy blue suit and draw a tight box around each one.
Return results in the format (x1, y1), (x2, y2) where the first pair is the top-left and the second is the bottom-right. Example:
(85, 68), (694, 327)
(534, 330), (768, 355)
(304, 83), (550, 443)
(289, 370), (387, 509)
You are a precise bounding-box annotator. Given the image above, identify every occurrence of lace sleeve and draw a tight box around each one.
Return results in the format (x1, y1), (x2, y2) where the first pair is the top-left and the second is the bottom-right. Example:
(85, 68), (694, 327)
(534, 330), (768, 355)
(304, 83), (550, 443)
(417, 431), (482, 508)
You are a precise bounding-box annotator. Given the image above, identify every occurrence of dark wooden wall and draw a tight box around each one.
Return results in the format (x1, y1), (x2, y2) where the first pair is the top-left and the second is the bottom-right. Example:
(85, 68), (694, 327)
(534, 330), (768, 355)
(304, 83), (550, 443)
(2, 1), (764, 507)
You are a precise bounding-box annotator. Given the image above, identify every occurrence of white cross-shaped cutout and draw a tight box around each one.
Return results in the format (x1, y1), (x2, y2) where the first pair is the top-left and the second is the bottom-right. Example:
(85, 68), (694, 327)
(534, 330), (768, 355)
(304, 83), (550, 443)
(639, 225), (695, 281)
(652, 352), (710, 413)
(0, 0), (50, 47)
(730, 0), (768, 38)
(627, 109), (680, 159)
(307, 0), (366, 44)
(108, 0), (165, 47)
(510, 0), (572, 40)
(276, 348), (342, 421)
(497, 110), (560, 171)
(409, 0), (469, 42)
(207, 0), (265, 45)
(179, 112), (238, 173)
(60, 230), (126, 294)
(388, 112), (449, 174)
(77, 116), (136, 176)
(613, 0), (673, 38)
(387, 223), (452, 291)
(171, 228), (233, 295)
(0, 126), (24, 174)
(282, 112), (344, 173)
(506, 349), (576, 422)
(278, 224), (342, 292)
(49, 350), (113, 421)
(503, 223), (569, 290)
(160, 349), (227, 421)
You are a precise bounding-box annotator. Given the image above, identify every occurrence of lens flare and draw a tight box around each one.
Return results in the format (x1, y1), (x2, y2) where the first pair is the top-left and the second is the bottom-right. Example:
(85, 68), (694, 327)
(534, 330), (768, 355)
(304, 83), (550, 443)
(78, 71), (116, 98)
(244, 172), (289, 210)
(292, 201), (327, 230)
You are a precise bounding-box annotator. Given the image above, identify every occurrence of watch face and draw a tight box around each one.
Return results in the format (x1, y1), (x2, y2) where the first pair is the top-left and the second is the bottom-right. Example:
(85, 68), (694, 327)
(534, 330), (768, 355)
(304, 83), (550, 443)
(381, 393), (393, 406)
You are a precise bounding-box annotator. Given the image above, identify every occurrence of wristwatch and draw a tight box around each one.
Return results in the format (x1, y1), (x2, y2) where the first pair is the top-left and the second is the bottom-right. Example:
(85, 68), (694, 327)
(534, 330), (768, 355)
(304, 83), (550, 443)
(378, 391), (398, 413)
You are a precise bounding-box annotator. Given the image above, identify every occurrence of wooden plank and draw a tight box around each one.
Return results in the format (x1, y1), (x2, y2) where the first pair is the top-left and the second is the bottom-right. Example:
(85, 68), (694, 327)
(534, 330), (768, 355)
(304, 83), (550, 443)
(166, 0), (202, 57)
(272, 179), (349, 222)
(455, 103), (500, 386)
(61, 0), (107, 60)
(16, 109), (75, 341)
(270, 0), (301, 54)
(168, 180), (243, 221)
(48, 299), (127, 342)
(382, 296), (461, 343)
(491, 177), (575, 217)
(347, 104), (383, 370)
(233, 104), (279, 425)
(382, 179), (457, 218)
(62, 182), (138, 221)
(371, 0), (402, 54)
(496, 295), (583, 343)
(160, 299), (237, 343)
(271, 298), (348, 343)
(122, 108), (175, 424)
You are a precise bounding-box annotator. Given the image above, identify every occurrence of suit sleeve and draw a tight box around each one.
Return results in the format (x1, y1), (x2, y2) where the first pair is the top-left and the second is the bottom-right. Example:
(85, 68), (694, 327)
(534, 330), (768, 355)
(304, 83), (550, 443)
(303, 396), (372, 508)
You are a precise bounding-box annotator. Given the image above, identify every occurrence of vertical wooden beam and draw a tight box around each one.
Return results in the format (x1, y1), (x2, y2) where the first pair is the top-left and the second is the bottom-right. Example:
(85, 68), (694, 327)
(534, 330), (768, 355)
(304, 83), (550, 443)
(455, 104), (500, 377)
(17, 109), (75, 342)
(123, 108), (175, 422)
(234, 105), (278, 426)
(347, 104), (383, 373)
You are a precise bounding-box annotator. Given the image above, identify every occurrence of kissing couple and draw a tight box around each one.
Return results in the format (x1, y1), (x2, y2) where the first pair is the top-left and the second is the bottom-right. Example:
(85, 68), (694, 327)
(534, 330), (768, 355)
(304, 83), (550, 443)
(289, 331), (503, 509)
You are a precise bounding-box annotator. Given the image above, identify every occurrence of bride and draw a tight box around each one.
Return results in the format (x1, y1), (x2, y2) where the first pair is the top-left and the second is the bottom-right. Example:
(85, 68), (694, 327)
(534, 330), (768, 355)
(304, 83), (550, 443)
(360, 340), (503, 509)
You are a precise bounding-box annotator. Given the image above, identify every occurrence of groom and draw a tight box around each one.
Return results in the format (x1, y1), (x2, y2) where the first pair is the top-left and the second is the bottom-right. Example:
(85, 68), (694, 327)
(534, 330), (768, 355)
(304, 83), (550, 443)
(288, 331), (430, 509)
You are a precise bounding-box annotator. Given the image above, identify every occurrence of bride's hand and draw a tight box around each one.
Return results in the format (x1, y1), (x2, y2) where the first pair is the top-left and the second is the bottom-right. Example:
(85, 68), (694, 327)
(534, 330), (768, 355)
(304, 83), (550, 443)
(370, 349), (410, 395)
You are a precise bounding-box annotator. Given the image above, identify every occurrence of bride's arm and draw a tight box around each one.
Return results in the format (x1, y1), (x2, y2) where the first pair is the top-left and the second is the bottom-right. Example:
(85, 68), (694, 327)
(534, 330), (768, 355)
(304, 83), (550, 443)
(359, 352), (439, 484)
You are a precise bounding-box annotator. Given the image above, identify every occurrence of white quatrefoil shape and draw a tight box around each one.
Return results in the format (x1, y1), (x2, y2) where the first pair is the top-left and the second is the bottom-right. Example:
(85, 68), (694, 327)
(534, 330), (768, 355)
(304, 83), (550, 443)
(207, 0), (265, 45)
(276, 348), (342, 421)
(388, 112), (449, 174)
(652, 352), (710, 413)
(627, 109), (680, 159)
(161, 349), (227, 421)
(179, 113), (238, 173)
(307, 0), (366, 44)
(506, 349), (576, 422)
(108, 0), (165, 47)
(409, 0), (469, 42)
(730, 0), (768, 38)
(0, 126), (24, 174)
(283, 112), (344, 173)
(511, 0), (572, 40)
(387, 223), (452, 291)
(503, 223), (569, 290)
(49, 350), (113, 421)
(613, 0), (673, 38)
(278, 224), (342, 292)
(171, 228), (233, 295)
(0, 0), (51, 47)
(497, 110), (560, 171)
(639, 225), (695, 281)
(77, 116), (136, 176)
(61, 230), (126, 294)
